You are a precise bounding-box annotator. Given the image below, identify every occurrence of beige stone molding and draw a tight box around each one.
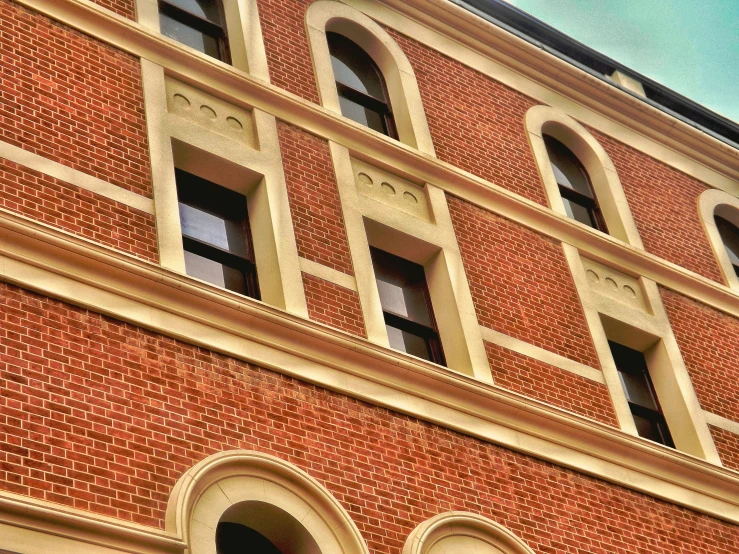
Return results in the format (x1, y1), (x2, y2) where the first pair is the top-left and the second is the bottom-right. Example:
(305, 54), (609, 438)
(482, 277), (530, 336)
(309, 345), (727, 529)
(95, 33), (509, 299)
(699, 188), (739, 291)
(305, 0), (435, 155)
(478, 325), (605, 384)
(609, 70), (646, 97)
(705, 412), (739, 436)
(403, 512), (535, 554)
(564, 244), (721, 464)
(0, 140), (154, 214)
(299, 257), (358, 291)
(525, 105), (643, 247)
(166, 451), (368, 554)
(14, 0), (739, 324)
(3, 210), (739, 525)
(0, 489), (184, 553)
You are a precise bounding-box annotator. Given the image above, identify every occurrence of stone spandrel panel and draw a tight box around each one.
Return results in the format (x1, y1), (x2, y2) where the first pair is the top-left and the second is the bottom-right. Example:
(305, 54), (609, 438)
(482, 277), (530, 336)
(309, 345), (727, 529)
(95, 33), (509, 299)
(580, 257), (649, 314)
(165, 77), (258, 148)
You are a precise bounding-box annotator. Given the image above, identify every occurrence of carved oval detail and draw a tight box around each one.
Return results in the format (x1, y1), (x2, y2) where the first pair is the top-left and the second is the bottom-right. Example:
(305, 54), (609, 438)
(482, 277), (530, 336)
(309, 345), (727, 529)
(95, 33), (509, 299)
(381, 182), (396, 196)
(623, 285), (637, 299)
(357, 173), (373, 186)
(586, 269), (599, 283)
(200, 105), (217, 120)
(226, 116), (243, 131)
(605, 277), (618, 290)
(172, 93), (191, 110)
(403, 191), (418, 204)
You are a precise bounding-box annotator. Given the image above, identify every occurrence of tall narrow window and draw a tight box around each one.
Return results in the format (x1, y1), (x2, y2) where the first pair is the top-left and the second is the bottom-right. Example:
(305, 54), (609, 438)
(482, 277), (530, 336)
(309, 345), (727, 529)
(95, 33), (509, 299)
(370, 248), (445, 365)
(176, 169), (259, 298)
(716, 216), (739, 278)
(327, 32), (397, 138)
(609, 341), (674, 447)
(159, 0), (230, 62)
(544, 135), (608, 232)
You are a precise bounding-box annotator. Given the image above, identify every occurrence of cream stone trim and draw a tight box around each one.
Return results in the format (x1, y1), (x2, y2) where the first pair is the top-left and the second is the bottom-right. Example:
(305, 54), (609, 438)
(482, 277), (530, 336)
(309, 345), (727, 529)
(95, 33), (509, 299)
(166, 451), (367, 554)
(330, 143), (491, 382)
(0, 140), (154, 214)
(2, 210), (739, 523)
(699, 189), (739, 290)
(141, 60), (308, 317)
(0, 489), (183, 554)
(305, 0), (435, 155)
(478, 326), (605, 384)
(404, 512), (535, 554)
(609, 70), (646, 97)
(299, 257), (358, 291)
(135, 0), (270, 79)
(564, 244), (721, 464)
(526, 105), (643, 247)
(705, 412), (739, 436)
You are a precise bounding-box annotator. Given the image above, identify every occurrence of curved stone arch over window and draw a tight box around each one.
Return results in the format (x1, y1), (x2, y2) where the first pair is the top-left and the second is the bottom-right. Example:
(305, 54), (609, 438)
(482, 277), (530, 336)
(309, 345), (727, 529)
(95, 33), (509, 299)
(306, 0), (435, 155)
(167, 450), (368, 554)
(699, 189), (739, 290)
(403, 512), (536, 554)
(526, 105), (643, 247)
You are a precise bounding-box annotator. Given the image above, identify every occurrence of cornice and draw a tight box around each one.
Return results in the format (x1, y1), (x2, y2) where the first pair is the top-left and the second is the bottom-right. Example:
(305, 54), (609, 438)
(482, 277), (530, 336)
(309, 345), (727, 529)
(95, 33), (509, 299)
(2, 209), (739, 524)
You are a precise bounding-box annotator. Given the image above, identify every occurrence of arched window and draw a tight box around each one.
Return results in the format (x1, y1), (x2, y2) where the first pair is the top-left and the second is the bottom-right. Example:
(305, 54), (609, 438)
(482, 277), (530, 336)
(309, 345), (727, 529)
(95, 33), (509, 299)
(544, 134), (607, 233)
(158, 0), (230, 62)
(716, 214), (739, 278)
(327, 32), (397, 138)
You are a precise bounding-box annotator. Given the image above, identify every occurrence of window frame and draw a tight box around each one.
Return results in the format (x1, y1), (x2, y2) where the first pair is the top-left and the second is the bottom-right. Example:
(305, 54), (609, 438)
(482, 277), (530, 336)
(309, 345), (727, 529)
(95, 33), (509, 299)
(715, 215), (739, 278)
(158, 0), (231, 63)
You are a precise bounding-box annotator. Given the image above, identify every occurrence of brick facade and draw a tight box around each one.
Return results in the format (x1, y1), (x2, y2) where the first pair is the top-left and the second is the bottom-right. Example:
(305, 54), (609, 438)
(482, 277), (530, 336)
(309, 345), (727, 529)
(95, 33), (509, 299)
(448, 194), (601, 369)
(0, 159), (158, 262)
(278, 121), (355, 275)
(1, 283), (738, 553)
(303, 273), (366, 338)
(0, 0), (151, 197)
(711, 426), (739, 473)
(89, 0), (136, 20)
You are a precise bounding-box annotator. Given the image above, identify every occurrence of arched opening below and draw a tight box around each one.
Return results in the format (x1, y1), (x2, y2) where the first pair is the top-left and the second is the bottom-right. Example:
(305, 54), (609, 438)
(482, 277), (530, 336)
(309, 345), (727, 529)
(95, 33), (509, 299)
(216, 501), (321, 554)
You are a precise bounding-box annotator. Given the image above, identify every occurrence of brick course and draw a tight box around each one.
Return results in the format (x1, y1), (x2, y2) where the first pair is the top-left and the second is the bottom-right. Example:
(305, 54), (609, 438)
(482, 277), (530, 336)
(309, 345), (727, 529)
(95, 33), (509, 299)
(592, 129), (722, 282)
(278, 121), (354, 275)
(448, 194), (601, 369)
(89, 0), (136, 20)
(0, 283), (738, 551)
(0, 0), (151, 197)
(0, 159), (158, 262)
(484, 342), (617, 426)
(303, 273), (366, 338)
(661, 288), (739, 421)
(710, 426), (739, 473)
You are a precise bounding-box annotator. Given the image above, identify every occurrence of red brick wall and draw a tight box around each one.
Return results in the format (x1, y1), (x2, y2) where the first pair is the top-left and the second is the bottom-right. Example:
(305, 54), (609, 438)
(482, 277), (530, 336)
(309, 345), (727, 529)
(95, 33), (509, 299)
(448, 195), (600, 369)
(257, 0), (319, 103)
(0, 0), (151, 197)
(1, 283), (738, 552)
(592, 129), (722, 282)
(303, 273), (365, 338)
(389, 31), (547, 205)
(710, 426), (739, 473)
(0, 159), (158, 263)
(89, 0), (136, 20)
(661, 288), (739, 421)
(484, 342), (616, 426)
(278, 121), (355, 275)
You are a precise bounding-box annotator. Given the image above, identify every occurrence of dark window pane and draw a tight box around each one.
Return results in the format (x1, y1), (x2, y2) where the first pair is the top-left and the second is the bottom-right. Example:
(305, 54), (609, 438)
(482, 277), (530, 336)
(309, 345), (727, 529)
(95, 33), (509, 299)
(184, 250), (247, 294)
(632, 413), (666, 444)
(716, 216), (739, 268)
(159, 13), (221, 58)
(216, 522), (283, 554)
(386, 324), (433, 361)
(562, 197), (599, 229)
(327, 32), (385, 99)
(338, 96), (387, 135)
(544, 136), (593, 197)
(371, 249), (432, 326)
(617, 370), (658, 411)
(179, 203), (248, 257)
(164, 0), (221, 22)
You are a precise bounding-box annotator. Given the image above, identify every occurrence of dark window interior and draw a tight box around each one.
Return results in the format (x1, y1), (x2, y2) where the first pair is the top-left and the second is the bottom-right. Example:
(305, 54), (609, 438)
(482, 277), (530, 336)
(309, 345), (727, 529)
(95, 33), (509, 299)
(159, 0), (230, 62)
(370, 248), (445, 365)
(544, 135), (608, 233)
(608, 341), (674, 447)
(327, 32), (397, 138)
(216, 522), (283, 554)
(176, 169), (259, 298)
(716, 215), (739, 278)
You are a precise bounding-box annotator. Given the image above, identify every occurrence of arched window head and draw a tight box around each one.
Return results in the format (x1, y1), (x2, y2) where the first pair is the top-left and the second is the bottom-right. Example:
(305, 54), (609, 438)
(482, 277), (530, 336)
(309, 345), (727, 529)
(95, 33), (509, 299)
(327, 32), (397, 139)
(159, 0), (230, 63)
(544, 135), (608, 233)
(716, 214), (739, 278)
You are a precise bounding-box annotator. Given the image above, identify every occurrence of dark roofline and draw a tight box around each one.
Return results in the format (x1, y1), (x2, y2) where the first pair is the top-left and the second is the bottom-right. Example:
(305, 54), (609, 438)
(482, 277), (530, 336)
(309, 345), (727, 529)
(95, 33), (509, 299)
(452, 0), (739, 149)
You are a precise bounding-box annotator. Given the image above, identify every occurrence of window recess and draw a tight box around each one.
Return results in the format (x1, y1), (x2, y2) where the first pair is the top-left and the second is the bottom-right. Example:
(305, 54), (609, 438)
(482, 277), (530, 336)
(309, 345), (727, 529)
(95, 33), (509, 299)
(175, 168), (259, 299)
(369, 247), (445, 365)
(158, 0), (230, 62)
(716, 215), (739, 278)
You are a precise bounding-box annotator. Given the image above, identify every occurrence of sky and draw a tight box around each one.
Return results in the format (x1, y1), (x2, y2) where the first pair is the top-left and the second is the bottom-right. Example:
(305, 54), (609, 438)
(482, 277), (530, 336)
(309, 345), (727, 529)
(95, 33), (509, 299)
(503, 0), (739, 123)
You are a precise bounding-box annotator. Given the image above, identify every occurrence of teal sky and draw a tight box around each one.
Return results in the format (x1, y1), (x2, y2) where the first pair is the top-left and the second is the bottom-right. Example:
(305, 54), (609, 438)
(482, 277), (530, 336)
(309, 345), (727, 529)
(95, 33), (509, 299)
(504, 0), (739, 123)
